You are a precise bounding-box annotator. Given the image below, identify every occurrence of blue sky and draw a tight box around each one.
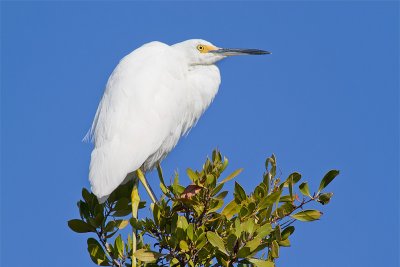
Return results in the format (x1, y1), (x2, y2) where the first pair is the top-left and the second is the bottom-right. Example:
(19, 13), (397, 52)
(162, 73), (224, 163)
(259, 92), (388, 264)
(1, 1), (398, 267)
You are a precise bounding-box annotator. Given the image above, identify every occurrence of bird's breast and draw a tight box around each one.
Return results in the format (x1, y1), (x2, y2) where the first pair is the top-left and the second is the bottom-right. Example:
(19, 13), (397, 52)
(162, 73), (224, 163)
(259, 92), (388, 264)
(142, 64), (221, 170)
(180, 64), (221, 134)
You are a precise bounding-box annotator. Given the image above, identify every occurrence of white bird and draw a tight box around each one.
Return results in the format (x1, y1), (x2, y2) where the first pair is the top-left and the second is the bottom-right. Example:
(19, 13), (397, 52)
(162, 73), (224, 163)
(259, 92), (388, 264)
(85, 39), (269, 202)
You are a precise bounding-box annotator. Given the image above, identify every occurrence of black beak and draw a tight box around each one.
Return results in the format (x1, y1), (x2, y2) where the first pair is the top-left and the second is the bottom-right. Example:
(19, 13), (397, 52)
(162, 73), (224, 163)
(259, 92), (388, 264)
(210, 48), (271, 56)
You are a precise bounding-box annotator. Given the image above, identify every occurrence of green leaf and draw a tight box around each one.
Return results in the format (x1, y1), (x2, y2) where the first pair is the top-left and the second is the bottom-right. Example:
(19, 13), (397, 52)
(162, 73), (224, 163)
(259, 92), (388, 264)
(221, 156), (229, 172)
(219, 168), (243, 184)
(160, 182), (169, 195)
(237, 237), (262, 258)
(133, 249), (164, 262)
(242, 218), (256, 235)
(171, 258), (180, 266)
(78, 200), (90, 219)
(234, 182), (247, 202)
(212, 184), (224, 197)
(68, 219), (94, 233)
(186, 168), (198, 183)
(226, 234), (237, 253)
(275, 203), (295, 218)
(291, 210), (322, 222)
(209, 198), (224, 213)
(114, 198), (130, 212)
(87, 238), (110, 266)
(278, 239), (291, 247)
(82, 188), (93, 204)
(195, 232), (207, 249)
(271, 240), (279, 258)
(206, 174), (216, 186)
(104, 221), (116, 233)
(179, 240), (189, 252)
(258, 190), (281, 210)
(317, 192), (334, 205)
(206, 231), (228, 256)
(212, 149), (222, 163)
(265, 155), (276, 176)
(281, 226), (295, 240)
(114, 235), (124, 257)
(104, 220), (128, 233)
(157, 164), (170, 195)
(288, 172), (302, 184)
(187, 223), (194, 240)
(279, 195), (293, 203)
(152, 203), (161, 226)
(172, 173), (185, 195)
(156, 163), (165, 184)
(215, 191), (228, 200)
(117, 220), (129, 230)
(177, 216), (189, 231)
(299, 182), (312, 197)
(256, 223), (273, 238)
(108, 180), (132, 203)
(274, 225), (281, 242)
(221, 200), (240, 219)
(248, 258), (275, 267)
(318, 170), (339, 193)
(170, 213), (178, 234)
(239, 206), (249, 218)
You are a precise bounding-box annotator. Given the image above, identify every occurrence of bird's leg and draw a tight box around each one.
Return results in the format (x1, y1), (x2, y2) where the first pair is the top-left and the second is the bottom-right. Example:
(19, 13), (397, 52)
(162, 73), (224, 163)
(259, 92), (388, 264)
(131, 177), (140, 267)
(136, 169), (158, 203)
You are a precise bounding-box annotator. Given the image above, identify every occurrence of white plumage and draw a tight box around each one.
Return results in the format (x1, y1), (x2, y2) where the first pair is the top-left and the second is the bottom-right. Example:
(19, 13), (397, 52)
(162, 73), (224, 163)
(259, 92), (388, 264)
(86, 39), (269, 201)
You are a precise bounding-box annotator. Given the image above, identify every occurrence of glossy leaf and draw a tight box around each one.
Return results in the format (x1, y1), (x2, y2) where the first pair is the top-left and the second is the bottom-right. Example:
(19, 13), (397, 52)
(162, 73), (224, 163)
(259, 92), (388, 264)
(69, 150), (337, 267)
(226, 234), (237, 253)
(215, 191), (228, 200)
(271, 240), (279, 258)
(234, 182), (247, 202)
(177, 216), (189, 231)
(186, 168), (198, 183)
(221, 156), (229, 172)
(114, 235), (124, 257)
(274, 225), (282, 242)
(281, 226), (295, 240)
(219, 168), (243, 184)
(318, 170), (339, 193)
(179, 240), (189, 252)
(256, 223), (273, 238)
(317, 192), (334, 205)
(291, 210), (322, 222)
(299, 182), (312, 197)
(278, 239), (291, 247)
(288, 172), (301, 184)
(133, 249), (164, 262)
(258, 190), (281, 210)
(117, 220), (129, 230)
(222, 200), (240, 219)
(87, 238), (110, 266)
(206, 231), (228, 256)
(187, 223), (194, 241)
(237, 237), (261, 258)
(68, 219), (94, 233)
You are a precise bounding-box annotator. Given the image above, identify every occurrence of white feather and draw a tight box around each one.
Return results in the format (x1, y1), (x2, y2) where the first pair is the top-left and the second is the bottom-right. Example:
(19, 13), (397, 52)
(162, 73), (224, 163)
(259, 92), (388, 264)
(88, 40), (221, 199)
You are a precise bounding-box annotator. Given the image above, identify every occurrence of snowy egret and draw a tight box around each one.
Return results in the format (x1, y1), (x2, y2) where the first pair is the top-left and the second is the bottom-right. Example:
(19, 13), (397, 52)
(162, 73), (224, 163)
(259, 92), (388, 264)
(85, 39), (270, 203)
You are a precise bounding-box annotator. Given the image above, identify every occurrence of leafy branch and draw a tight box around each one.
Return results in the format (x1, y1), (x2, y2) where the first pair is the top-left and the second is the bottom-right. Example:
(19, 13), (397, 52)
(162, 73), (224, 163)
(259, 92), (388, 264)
(68, 150), (339, 267)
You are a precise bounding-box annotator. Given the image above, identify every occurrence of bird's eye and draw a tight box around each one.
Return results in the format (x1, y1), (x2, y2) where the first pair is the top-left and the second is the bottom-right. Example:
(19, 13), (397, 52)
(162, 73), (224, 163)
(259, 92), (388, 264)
(197, 45), (205, 52)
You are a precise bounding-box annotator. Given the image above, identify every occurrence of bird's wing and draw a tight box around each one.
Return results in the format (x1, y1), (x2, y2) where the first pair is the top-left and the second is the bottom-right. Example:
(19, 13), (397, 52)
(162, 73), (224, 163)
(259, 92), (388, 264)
(88, 41), (188, 198)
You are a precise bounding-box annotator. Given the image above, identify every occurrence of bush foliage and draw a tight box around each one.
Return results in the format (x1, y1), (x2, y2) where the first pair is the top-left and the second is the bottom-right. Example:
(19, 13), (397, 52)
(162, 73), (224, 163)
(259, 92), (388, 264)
(68, 150), (338, 267)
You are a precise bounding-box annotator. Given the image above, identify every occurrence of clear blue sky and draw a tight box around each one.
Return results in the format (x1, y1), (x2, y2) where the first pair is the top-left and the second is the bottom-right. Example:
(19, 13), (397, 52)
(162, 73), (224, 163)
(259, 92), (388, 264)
(1, 1), (398, 267)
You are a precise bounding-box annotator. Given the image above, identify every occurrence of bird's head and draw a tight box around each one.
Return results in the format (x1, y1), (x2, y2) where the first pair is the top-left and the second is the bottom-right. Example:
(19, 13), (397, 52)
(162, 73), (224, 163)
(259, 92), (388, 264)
(172, 39), (270, 66)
